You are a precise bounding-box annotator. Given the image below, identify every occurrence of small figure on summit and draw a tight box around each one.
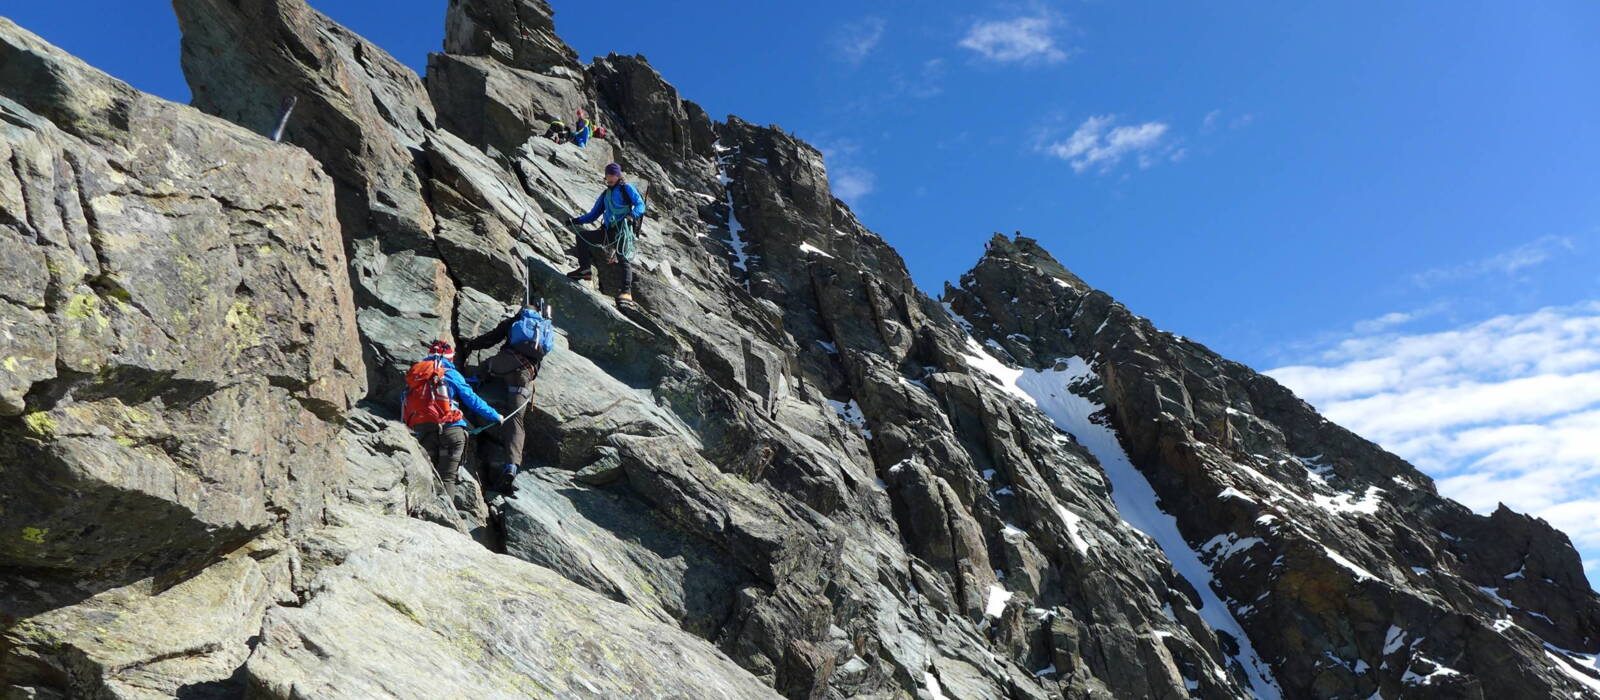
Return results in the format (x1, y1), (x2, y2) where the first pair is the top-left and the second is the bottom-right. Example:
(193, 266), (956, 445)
(461, 305), (557, 493)
(566, 162), (646, 308)
(402, 340), (502, 487)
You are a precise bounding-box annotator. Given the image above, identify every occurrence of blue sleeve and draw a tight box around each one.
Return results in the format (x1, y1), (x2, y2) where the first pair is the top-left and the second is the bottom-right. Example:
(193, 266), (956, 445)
(573, 192), (605, 224)
(625, 184), (646, 217)
(445, 368), (502, 423)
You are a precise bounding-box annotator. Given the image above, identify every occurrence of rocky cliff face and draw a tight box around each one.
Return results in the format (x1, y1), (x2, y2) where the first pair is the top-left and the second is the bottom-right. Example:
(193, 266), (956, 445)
(2, 2), (1597, 699)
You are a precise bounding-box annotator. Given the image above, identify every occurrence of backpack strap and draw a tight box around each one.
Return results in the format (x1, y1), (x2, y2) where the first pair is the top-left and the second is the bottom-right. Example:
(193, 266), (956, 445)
(608, 183), (637, 212)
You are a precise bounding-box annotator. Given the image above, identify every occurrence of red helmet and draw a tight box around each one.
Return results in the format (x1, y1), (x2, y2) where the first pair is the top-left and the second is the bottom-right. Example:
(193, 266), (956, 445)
(425, 339), (455, 358)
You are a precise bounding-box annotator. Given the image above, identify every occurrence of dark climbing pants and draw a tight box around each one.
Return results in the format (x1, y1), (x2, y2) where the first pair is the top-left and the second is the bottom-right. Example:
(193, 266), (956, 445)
(576, 243), (633, 294)
(415, 424), (467, 484)
(483, 350), (539, 468)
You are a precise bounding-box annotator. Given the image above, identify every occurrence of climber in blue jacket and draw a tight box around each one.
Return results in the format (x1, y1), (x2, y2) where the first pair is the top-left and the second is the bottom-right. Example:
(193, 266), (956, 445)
(401, 340), (502, 486)
(572, 110), (592, 147)
(566, 162), (646, 307)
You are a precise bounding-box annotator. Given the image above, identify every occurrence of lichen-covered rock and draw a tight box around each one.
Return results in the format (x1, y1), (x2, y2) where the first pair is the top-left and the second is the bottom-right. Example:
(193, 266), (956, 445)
(2, 543), (295, 698)
(175, 0), (445, 402)
(243, 508), (780, 700)
(0, 17), (360, 595)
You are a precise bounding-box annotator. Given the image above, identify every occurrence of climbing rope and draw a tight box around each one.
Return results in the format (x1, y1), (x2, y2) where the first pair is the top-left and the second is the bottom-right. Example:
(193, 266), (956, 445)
(572, 221), (625, 261)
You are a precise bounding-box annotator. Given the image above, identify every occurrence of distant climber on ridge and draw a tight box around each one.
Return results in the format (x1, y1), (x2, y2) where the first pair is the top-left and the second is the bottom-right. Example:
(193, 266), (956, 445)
(461, 306), (557, 493)
(402, 340), (503, 487)
(566, 162), (646, 308)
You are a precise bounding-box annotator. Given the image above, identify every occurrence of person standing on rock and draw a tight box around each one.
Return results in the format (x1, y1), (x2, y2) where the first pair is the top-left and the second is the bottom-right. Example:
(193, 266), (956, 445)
(402, 340), (503, 487)
(461, 306), (557, 494)
(566, 162), (646, 308)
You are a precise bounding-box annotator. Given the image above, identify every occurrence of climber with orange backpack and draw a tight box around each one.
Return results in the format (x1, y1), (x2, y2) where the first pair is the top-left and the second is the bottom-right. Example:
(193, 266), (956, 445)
(402, 340), (503, 486)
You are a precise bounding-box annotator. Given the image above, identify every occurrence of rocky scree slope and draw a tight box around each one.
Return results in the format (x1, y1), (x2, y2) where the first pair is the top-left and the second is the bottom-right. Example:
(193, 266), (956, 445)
(1, 1), (1597, 699)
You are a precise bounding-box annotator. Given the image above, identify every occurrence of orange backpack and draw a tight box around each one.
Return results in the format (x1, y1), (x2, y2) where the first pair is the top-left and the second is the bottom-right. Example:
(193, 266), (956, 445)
(402, 358), (463, 428)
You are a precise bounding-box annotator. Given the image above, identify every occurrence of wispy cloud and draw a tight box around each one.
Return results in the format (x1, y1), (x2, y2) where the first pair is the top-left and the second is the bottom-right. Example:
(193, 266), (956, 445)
(882, 58), (949, 101)
(830, 166), (876, 203)
(1202, 109), (1256, 133)
(830, 17), (886, 65)
(1411, 235), (1576, 288)
(817, 138), (875, 205)
(1043, 115), (1174, 174)
(907, 58), (946, 98)
(1267, 302), (1600, 579)
(958, 14), (1067, 64)
(1351, 311), (1415, 335)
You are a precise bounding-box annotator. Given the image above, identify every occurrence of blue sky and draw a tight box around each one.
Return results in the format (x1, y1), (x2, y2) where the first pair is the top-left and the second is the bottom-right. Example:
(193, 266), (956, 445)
(9, 2), (1599, 578)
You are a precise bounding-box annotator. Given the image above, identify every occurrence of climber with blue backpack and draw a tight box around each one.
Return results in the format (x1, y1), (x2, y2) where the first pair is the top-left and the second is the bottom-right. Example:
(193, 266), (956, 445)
(460, 304), (557, 493)
(566, 162), (646, 308)
(402, 340), (503, 487)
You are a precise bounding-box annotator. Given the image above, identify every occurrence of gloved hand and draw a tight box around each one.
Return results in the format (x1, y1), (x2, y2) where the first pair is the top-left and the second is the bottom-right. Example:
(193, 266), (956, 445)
(564, 216), (579, 226)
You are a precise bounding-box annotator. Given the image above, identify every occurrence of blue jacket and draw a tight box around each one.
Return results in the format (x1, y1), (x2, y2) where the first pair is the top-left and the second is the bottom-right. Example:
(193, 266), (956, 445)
(573, 183), (646, 227)
(407, 355), (502, 430)
(573, 119), (591, 147)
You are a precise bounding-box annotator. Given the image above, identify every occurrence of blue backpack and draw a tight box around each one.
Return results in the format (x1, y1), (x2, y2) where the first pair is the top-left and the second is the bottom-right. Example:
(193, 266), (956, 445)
(507, 308), (556, 360)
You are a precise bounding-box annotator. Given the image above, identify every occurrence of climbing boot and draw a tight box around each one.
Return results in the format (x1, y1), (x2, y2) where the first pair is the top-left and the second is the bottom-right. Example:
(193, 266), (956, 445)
(497, 463), (520, 494)
(616, 292), (635, 309)
(565, 267), (593, 282)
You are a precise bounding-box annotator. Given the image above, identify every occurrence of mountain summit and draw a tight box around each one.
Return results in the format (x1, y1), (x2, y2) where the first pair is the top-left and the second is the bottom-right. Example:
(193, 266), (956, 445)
(1, 2), (1596, 698)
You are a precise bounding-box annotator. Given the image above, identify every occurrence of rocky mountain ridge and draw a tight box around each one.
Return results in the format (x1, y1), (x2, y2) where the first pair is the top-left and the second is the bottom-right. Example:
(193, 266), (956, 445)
(1, 2), (1596, 699)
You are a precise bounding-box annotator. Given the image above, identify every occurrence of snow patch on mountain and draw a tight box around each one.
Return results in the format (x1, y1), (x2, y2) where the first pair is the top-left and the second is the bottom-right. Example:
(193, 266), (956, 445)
(960, 349), (1284, 698)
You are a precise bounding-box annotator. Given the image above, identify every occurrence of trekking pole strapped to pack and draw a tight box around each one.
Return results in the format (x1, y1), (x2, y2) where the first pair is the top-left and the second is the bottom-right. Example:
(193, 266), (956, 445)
(525, 255), (535, 308)
(271, 95), (298, 143)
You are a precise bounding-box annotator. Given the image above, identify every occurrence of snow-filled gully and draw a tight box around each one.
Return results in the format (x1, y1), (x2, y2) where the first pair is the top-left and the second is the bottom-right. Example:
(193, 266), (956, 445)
(960, 340), (1284, 698)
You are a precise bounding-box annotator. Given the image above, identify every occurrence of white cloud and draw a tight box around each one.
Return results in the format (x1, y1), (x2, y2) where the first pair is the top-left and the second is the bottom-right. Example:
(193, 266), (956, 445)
(831, 17), (886, 64)
(958, 15), (1067, 64)
(829, 165), (876, 203)
(887, 58), (948, 100)
(816, 139), (875, 204)
(1202, 109), (1255, 133)
(1268, 302), (1600, 579)
(1352, 311), (1414, 334)
(1322, 371), (1600, 440)
(909, 59), (946, 98)
(1411, 235), (1576, 288)
(1044, 115), (1173, 174)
